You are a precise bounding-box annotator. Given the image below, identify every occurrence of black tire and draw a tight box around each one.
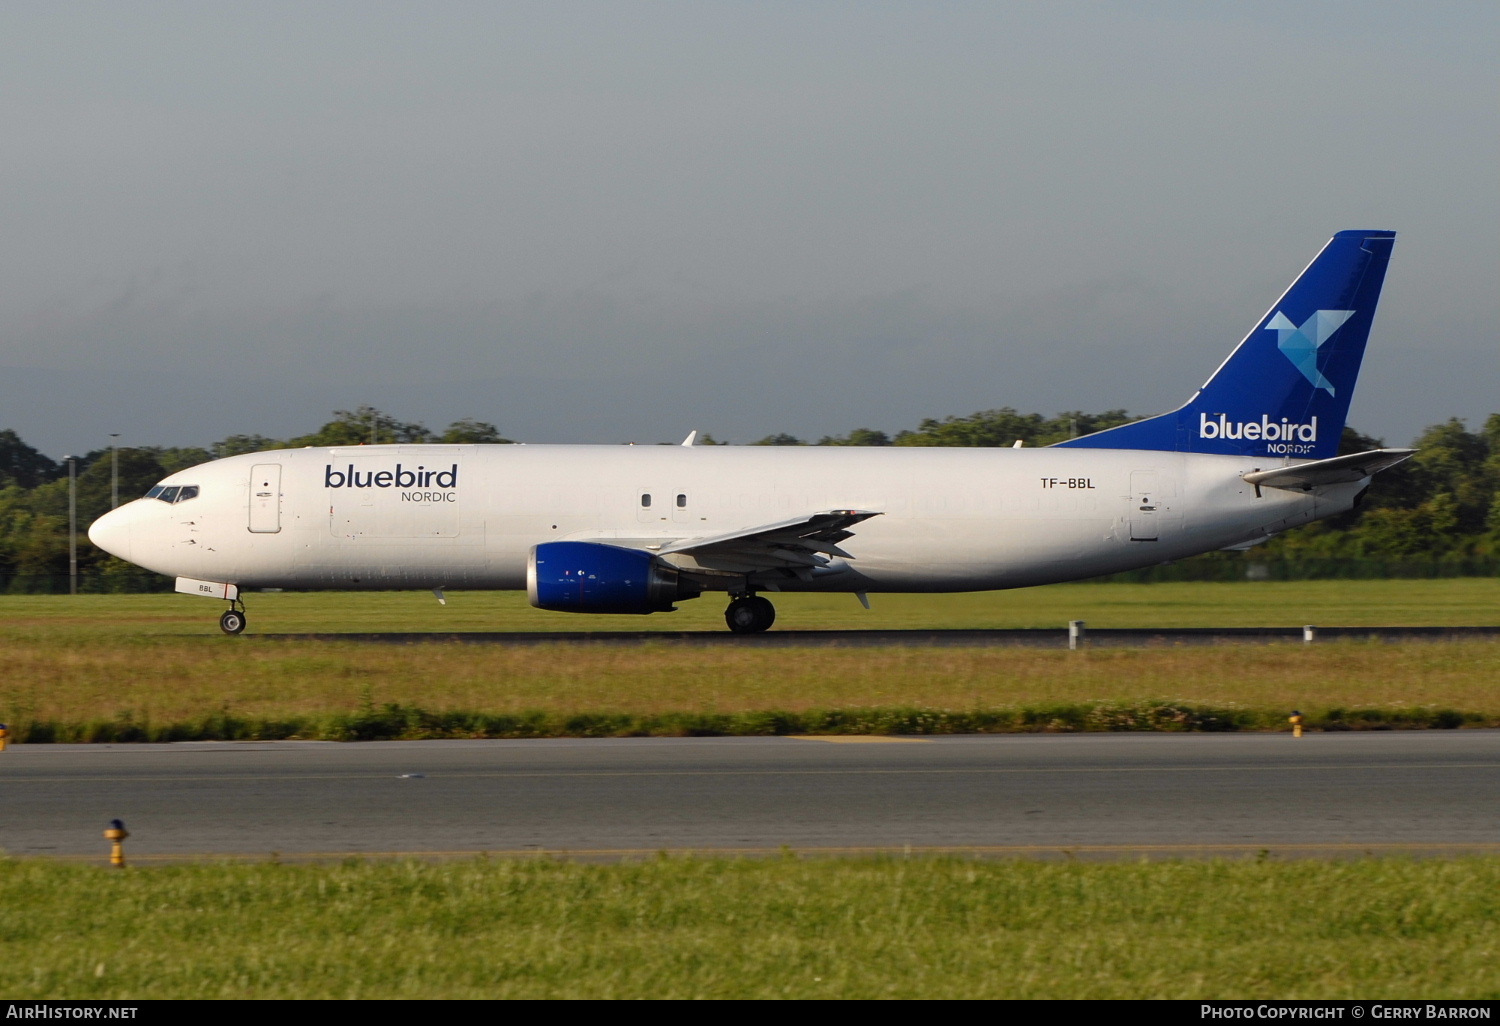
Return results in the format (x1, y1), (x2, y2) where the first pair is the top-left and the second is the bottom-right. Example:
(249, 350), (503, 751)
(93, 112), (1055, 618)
(219, 610), (246, 635)
(725, 595), (775, 634)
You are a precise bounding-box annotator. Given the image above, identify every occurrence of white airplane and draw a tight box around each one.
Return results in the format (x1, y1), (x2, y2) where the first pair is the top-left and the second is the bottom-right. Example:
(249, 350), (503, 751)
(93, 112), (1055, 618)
(90, 230), (1411, 635)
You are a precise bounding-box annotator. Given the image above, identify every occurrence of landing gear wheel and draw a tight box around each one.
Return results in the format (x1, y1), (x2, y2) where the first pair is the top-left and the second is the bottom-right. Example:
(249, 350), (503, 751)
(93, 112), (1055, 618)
(725, 595), (775, 634)
(219, 609), (246, 635)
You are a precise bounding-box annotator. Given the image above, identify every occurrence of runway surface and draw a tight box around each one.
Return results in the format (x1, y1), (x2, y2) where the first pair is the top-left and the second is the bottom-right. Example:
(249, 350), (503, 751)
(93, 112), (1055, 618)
(4, 731), (1499, 861)
(262, 625), (1500, 647)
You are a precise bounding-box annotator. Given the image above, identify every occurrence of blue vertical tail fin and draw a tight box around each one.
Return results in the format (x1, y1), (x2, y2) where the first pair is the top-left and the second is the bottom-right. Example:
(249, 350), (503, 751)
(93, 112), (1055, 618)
(1055, 230), (1396, 460)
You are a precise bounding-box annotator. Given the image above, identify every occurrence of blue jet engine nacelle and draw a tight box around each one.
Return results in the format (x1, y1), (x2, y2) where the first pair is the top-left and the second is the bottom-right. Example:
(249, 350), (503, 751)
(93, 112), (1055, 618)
(526, 541), (702, 614)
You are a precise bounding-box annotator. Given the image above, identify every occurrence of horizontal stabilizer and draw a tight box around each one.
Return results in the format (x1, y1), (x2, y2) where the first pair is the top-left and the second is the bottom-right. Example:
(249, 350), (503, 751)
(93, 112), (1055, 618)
(1242, 448), (1415, 491)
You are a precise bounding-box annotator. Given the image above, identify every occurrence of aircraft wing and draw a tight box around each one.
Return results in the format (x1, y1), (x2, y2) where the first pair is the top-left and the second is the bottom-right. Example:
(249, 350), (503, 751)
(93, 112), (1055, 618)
(1242, 448), (1416, 491)
(657, 509), (882, 574)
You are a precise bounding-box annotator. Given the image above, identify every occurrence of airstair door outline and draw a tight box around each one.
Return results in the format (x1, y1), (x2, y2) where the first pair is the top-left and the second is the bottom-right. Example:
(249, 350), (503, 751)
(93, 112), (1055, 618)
(248, 464), (282, 534)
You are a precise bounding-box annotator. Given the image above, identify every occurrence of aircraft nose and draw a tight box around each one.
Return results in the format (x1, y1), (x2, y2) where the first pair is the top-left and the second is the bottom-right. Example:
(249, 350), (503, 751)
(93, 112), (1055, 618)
(88, 505), (134, 562)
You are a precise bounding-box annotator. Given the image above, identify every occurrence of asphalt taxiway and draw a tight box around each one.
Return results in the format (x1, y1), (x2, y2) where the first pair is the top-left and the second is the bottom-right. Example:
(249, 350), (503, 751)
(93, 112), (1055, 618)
(3, 731), (1498, 861)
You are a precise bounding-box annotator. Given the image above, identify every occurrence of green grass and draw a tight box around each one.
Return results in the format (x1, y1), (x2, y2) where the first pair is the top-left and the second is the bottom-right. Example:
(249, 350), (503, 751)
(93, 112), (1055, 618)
(3, 577), (1500, 641)
(3, 856), (1498, 999)
(5, 633), (1500, 741)
(3, 583), (1500, 741)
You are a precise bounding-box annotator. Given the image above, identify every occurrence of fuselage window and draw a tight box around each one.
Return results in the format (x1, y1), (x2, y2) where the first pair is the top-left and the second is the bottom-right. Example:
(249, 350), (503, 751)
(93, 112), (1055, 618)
(641, 493), (652, 508)
(676, 493), (687, 508)
(157, 486), (180, 503)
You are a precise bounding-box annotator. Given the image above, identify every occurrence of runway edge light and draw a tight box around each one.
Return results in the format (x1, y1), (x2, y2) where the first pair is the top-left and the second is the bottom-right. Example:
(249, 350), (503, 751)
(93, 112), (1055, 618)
(1068, 621), (1086, 651)
(1289, 711), (1305, 739)
(105, 819), (129, 868)
(0, 723), (8, 751)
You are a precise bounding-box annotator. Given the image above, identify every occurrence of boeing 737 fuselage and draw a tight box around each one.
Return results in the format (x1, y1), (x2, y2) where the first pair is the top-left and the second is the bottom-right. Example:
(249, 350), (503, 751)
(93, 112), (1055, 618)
(89, 230), (1411, 634)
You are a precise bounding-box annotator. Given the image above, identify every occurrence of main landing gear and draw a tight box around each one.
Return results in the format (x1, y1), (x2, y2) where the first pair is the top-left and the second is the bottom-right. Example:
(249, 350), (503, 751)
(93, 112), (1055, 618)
(219, 600), (247, 635)
(725, 594), (775, 634)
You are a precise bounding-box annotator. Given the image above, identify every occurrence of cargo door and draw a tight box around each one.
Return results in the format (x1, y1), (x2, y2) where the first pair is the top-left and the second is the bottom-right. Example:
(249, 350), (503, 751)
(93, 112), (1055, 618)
(248, 464), (282, 534)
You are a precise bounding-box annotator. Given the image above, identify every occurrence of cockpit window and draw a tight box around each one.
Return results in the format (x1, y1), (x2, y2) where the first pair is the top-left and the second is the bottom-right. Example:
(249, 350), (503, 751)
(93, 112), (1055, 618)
(145, 484), (199, 504)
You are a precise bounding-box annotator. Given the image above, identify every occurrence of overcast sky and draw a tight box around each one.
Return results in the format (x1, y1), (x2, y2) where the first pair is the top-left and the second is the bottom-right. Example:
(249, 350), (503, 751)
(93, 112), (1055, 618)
(2, 1), (1495, 457)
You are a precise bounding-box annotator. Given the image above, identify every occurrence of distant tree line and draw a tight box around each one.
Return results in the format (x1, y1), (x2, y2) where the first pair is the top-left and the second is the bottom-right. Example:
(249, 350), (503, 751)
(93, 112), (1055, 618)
(740, 408), (1135, 449)
(1, 405), (1497, 592)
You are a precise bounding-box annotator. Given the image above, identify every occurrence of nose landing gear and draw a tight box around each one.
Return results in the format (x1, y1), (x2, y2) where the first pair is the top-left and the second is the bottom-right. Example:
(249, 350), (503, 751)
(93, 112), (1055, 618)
(219, 600), (247, 635)
(725, 594), (775, 634)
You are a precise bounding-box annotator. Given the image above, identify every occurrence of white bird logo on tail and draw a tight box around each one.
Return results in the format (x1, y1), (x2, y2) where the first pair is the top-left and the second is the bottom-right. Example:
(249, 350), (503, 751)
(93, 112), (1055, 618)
(1266, 309), (1355, 396)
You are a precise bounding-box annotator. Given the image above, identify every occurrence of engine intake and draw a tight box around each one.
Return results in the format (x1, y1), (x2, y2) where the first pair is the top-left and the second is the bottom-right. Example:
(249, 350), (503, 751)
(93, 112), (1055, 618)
(527, 541), (701, 614)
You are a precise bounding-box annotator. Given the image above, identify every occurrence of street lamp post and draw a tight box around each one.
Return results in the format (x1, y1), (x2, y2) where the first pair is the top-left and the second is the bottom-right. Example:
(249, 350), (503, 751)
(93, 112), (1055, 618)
(64, 455), (77, 596)
(109, 433), (120, 509)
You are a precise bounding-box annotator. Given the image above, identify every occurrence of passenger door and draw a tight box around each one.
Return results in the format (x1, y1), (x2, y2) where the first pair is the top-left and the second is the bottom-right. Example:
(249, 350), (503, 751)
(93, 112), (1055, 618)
(1128, 470), (1161, 541)
(248, 464), (281, 534)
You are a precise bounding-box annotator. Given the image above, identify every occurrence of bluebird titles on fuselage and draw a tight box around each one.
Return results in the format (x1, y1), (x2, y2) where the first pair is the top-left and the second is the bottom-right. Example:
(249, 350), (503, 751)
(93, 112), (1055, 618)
(324, 464), (458, 489)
